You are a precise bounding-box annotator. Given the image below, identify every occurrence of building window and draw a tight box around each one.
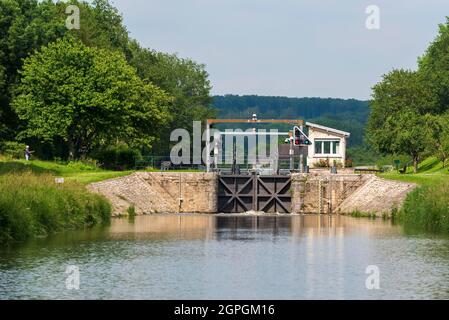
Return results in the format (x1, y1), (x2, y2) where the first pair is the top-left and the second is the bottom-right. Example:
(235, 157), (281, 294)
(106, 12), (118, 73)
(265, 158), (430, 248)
(315, 141), (322, 154)
(333, 141), (340, 154)
(323, 141), (331, 154)
(314, 139), (340, 155)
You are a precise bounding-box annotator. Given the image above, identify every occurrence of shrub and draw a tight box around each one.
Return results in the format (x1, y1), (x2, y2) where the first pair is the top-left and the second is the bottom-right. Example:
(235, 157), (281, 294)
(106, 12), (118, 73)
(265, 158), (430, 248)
(345, 157), (354, 168)
(127, 205), (136, 218)
(94, 145), (142, 170)
(66, 160), (98, 171)
(0, 141), (27, 159)
(350, 209), (376, 219)
(314, 158), (330, 168)
(0, 172), (111, 243)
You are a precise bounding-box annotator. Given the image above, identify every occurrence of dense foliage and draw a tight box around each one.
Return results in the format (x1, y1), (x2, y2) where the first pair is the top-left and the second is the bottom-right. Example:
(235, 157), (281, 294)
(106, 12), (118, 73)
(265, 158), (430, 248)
(94, 144), (142, 170)
(129, 41), (216, 154)
(13, 38), (172, 158)
(0, 0), (213, 160)
(367, 18), (449, 172)
(0, 0), (66, 140)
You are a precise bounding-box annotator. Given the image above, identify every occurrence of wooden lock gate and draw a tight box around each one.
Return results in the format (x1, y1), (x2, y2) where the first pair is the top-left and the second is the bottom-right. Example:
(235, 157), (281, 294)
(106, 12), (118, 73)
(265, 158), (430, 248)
(217, 173), (292, 213)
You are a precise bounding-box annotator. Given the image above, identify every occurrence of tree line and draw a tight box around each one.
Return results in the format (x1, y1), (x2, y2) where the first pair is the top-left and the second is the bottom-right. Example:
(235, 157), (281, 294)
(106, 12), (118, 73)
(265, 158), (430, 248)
(0, 0), (215, 160)
(213, 95), (369, 146)
(367, 17), (449, 173)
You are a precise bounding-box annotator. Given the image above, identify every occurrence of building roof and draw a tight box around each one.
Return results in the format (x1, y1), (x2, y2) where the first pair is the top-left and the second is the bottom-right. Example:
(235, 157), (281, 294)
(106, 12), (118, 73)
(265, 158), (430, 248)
(305, 122), (350, 137)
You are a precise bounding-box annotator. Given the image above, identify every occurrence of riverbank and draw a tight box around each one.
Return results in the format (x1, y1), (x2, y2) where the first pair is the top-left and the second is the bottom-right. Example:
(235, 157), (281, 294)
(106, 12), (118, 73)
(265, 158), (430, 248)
(0, 159), (121, 243)
(0, 158), (209, 242)
(379, 157), (449, 234)
(0, 172), (111, 243)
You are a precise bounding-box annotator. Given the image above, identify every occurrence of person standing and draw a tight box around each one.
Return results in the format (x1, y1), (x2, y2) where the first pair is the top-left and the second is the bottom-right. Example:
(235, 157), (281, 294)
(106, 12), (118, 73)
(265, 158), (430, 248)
(25, 146), (31, 161)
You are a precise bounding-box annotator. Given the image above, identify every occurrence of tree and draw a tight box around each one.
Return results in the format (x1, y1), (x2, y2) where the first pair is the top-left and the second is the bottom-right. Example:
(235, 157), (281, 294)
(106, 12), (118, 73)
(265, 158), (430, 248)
(425, 113), (449, 167)
(418, 17), (449, 115)
(417, 18), (449, 167)
(0, 0), (134, 143)
(129, 41), (215, 154)
(12, 38), (172, 158)
(439, 117), (449, 167)
(367, 69), (433, 173)
(59, 0), (131, 57)
(0, 0), (66, 141)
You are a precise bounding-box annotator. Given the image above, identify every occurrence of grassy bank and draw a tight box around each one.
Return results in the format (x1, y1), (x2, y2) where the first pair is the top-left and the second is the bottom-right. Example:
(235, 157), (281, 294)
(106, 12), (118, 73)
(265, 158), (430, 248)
(0, 159), (133, 184)
(379, 157), (449, 234)
(0, 158), (204, 242)
(399, 180), (449, 234)
(380, 157), (448, 186)
(0, 158), (203, 184)
(0, 172), (111, 243)
(0, 158), (126, 242)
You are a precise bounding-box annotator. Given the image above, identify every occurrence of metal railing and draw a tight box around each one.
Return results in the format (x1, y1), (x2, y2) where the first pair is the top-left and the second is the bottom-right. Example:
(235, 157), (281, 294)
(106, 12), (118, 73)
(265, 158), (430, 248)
(136, 154), (309, 173)
(134, 156), (206, 171)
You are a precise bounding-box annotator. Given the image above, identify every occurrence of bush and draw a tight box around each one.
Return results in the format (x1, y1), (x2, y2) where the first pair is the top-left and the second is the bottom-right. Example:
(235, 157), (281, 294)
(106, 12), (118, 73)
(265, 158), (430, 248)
(66, 160), (98, 171)
(314, 158), (330, 168)
(0, 141), (27, 159)
(350, 209), (376, 219)
(345, 157), (354, 168)
(94, 145), (142, 170)
(0, 172), (111, 243)
(399, 180), (449, 234)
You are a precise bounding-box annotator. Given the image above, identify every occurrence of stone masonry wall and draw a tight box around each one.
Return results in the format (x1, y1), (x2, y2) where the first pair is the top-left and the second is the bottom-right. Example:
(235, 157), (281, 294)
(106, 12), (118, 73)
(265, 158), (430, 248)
(291, 172), (372, 214)
(88, 172), (217, 215)
(89, 171), (415, 216)
(336, 176), (416, 215)
(291, 172), (416, 216)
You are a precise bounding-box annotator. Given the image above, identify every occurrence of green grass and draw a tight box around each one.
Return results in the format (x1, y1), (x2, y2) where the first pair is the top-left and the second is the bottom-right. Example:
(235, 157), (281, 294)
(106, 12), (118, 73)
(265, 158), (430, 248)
(0, 159), (133, 184)
(379, 172), (448, 186)
(399, 180), (449, 234)
(0, 158), (130, 243)
(0, 158), (205, 184)
(0, 157), (209, 242)
(379, 157), (449, 234)
(0, 172), (111, 243)
(379, 157), (449, 186)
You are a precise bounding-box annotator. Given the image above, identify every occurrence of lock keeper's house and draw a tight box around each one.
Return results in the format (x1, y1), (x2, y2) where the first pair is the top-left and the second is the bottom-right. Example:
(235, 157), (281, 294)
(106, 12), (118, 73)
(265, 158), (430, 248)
(305, 122), (350, 168)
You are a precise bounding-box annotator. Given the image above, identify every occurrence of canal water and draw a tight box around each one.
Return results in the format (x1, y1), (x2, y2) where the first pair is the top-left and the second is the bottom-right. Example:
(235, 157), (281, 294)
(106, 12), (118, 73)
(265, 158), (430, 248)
(0, 215), (448, 299)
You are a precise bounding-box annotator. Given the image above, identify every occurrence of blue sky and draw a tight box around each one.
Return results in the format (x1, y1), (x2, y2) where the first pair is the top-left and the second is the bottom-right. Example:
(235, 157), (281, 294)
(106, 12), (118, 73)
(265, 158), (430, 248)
(109, 0), (449, 100)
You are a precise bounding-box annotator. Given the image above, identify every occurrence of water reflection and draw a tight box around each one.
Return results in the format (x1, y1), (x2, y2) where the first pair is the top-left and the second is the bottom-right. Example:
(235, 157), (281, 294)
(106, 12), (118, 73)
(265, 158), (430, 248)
(109, 214), (403, 240)
(0, 215), (448, 300)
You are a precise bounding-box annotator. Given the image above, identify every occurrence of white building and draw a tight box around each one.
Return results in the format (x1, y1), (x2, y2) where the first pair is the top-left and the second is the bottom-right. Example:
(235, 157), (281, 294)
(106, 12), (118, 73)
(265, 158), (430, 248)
(305, 122), (350, 168)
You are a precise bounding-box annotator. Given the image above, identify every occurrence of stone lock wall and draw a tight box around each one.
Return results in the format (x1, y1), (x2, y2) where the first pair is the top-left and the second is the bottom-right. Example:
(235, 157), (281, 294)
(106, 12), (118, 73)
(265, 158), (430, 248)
(88, 172), (218, 215)
(291, 172), (370, 214)
(89, 171), (415, 216)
